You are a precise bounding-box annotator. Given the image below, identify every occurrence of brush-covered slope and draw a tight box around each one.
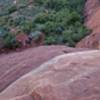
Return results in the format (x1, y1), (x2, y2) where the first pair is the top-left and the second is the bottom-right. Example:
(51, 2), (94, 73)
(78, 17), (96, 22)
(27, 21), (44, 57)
(0, 0), (88, 49)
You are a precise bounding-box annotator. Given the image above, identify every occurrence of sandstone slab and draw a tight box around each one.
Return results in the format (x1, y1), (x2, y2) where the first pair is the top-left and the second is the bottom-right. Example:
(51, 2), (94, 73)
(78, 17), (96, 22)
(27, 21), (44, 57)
(0, 50), (100, 100)
(0, 45), (85, 92)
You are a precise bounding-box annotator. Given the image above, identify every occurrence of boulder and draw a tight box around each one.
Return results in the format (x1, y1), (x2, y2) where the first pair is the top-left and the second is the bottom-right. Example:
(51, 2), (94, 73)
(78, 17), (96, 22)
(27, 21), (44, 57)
(0, 50), (100, 100)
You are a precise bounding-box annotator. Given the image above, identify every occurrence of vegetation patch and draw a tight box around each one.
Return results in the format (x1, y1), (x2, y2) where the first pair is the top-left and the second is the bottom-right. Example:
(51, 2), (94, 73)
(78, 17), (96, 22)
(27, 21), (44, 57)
(0, 0), (89, 48)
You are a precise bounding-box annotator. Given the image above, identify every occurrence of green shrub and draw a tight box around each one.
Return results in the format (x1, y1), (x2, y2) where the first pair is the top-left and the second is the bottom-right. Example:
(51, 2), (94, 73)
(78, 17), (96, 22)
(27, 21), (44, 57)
(3, 33), (17, 49)
(20, 21), (33, 33)
(44, 0), (68, 11)
(34, 13), (49, 24)
(7, 5), (17, 14)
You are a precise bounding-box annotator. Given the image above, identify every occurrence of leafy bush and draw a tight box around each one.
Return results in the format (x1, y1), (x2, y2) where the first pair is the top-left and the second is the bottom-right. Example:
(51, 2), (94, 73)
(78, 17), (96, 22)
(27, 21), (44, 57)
(0, 28), (19, 49)
(3, 33), (19, 49)
(20, 21), (34, 33)
(7, 5), (17, 14)
(34, 13), (49, 23)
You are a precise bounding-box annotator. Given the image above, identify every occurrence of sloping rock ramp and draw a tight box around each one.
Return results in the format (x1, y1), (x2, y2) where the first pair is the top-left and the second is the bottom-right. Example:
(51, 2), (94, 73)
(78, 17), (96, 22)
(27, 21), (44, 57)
(0, 50), (100, 100)
(0, 45), (85, 92)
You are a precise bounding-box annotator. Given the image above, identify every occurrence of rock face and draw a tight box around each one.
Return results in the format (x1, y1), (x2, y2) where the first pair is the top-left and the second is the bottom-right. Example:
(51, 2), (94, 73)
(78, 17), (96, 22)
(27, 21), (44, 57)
(0, 45), (85, 92)
(0, 50), (100, 100)
(77, 0), (100, 49)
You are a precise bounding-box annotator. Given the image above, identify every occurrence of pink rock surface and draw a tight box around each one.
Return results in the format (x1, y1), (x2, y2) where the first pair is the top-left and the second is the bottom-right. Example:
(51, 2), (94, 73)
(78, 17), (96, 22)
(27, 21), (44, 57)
(0, 45), (84, 92)
(76, 0), (100, 48)
(0, 50), (100, 100)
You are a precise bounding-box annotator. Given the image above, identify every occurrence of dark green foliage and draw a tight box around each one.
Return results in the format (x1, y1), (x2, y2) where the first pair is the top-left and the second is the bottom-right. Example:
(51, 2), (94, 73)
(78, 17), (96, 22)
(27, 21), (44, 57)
(0, 0), (88, 49)
(7, 5), (17, 14)
(20, 21), (33, 33)
(0, 27), (19, 49)
(33, 0), (88, 46)
(2, 32), (18, 49)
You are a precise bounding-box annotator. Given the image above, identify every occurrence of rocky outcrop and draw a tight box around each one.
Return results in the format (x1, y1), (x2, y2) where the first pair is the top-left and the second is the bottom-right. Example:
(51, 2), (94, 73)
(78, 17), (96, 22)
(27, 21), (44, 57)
(0, 50), (100, 100)
(77, 0), (100, 49)
(0, 45), (86, 92)
(15, 32), (45, 48)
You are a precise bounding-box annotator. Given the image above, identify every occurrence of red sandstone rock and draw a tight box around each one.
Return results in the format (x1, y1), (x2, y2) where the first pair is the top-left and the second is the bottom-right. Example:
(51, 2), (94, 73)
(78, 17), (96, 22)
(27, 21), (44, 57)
(16, 33), (29, 47)
(15, 32), (45, 49)
(0, 45), (85, 92)
(0, 50), (100, 100)
(76, 0), (100, 49)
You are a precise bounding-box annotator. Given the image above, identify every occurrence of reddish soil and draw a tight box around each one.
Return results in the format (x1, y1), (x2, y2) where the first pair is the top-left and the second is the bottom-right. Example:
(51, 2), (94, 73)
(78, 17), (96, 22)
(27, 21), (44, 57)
(76, 0), (100, 49)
